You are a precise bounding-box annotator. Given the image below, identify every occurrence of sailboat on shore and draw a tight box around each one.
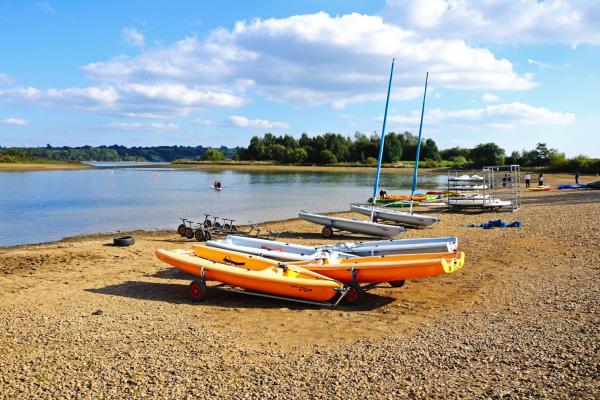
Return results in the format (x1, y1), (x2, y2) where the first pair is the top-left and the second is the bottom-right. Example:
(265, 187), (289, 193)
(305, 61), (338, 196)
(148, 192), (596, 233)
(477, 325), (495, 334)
(358, 72), (439, 229)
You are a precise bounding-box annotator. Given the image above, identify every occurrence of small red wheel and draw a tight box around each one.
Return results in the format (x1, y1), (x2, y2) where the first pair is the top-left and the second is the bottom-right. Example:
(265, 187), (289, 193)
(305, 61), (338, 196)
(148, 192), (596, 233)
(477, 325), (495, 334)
(189, 280), (206, 302)
(343, 284), (364, 305)
(322, 226), (334, 238)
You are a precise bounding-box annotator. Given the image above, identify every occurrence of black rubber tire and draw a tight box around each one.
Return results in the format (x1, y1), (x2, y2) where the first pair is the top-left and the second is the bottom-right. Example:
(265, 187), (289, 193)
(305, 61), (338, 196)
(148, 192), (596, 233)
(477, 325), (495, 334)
(177, 224), (186, 236)
(113, 236), (135, 246)
(185, 227), (194, 239)
(389, 280), (406, 288)
(203, 229), (212, 241)
(204, 220), (212, 228)
(189, 280), (206, 302)
(322, 226), (334, 238)
(194, 229), (205, 242)
(224, 224), (230, 230)
(343, 284), (365, 305)
(214, 222), (222, 228)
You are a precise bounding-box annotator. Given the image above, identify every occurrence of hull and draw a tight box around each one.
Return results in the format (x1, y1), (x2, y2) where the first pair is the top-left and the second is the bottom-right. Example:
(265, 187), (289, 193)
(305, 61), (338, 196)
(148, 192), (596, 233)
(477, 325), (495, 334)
(587, 180), (600, 189)
(325, 236), (458, 256)
(448, 197), (511, 207)
(528, 186), (552, 191)
(212, 235), (458, 259)
(155, 249), (342, 302)
(448, 174), (484, 182)
(206, 236), (354, 261)
(558, 184), (587, 189)
(350, 205), (438, 228)
(192, 245), (465, 284)
(299, 211), (404, 238)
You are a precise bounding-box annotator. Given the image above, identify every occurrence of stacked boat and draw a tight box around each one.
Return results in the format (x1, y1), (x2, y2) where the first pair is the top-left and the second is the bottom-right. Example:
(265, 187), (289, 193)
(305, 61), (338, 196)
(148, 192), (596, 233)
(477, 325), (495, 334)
(155, 235), (464, 307)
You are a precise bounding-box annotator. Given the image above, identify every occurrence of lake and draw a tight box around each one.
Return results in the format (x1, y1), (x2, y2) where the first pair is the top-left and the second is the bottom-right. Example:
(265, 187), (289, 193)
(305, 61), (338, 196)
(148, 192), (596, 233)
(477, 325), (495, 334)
(0, 166), (447, 246)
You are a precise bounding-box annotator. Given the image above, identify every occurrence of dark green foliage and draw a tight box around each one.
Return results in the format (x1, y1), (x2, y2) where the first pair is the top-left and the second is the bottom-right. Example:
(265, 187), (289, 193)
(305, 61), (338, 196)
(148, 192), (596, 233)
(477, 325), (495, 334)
(470, 142), (506, 166)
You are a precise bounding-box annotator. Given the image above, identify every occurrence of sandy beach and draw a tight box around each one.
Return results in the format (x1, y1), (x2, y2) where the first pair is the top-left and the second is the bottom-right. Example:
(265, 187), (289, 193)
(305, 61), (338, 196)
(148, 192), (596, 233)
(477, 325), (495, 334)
(0, 178), (598, 398)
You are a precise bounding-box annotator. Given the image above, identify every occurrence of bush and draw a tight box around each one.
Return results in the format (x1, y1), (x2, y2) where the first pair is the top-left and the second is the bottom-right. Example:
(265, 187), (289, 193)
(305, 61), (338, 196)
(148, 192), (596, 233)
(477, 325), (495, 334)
(199, 148), (225, 161)
(366, 157), (378, 166)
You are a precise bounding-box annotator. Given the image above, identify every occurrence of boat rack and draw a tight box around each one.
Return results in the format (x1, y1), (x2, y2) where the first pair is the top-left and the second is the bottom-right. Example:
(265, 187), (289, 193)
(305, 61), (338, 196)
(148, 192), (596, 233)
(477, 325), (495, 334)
(446, 165), (521, 212)
(177, 214), (281, 242)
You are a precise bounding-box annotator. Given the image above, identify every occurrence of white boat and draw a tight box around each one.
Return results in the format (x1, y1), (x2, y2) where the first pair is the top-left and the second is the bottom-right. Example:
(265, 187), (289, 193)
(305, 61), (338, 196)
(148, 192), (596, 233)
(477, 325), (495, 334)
(299, 211), (404, 238)
(325, 236), (458, 256)
(208, 235), (458, 260)
(350, 204), (438, 228)
(449, 174), (484, 182)
(447, 195), (511, 208)
(205, 235), (355, 262)
(452, 184), (488, 191)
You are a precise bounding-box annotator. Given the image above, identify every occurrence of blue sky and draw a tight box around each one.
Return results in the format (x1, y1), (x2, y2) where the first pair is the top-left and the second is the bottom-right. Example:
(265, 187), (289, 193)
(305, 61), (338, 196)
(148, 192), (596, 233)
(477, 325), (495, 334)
(0, 0), (598, 156)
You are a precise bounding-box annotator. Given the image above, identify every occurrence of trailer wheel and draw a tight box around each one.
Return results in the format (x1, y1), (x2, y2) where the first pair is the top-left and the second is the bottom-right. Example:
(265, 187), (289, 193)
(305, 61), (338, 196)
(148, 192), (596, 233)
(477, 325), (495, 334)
(189, 280), (206, 302)
(389, 280), (405, 288)
(185, 227), (194, 239)
(343, 284), (364, 305)
(322, 226), (334, 238)
(177, 224), (187, 236)
(203, 229), (212, 241)
(194, 229), (205, 242)
(214, 222), (222, 228)
(204, 220), (212, 228)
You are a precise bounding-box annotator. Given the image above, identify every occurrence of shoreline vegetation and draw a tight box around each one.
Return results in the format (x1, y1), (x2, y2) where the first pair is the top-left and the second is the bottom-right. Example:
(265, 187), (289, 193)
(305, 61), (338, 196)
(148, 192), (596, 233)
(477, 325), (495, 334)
(2, 132), (599, 173)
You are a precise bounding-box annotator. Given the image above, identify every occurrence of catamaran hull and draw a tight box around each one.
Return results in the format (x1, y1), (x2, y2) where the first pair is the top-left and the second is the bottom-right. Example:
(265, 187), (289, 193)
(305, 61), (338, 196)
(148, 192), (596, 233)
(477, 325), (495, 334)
(299, 211), (404, 238)
(350, 205), (438, 228)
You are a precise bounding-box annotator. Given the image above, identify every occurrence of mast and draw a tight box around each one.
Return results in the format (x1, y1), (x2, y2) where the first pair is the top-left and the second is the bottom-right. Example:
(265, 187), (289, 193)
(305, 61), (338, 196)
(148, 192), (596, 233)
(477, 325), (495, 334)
(370, 58), (395, 221)
(409, 72), (429, 214)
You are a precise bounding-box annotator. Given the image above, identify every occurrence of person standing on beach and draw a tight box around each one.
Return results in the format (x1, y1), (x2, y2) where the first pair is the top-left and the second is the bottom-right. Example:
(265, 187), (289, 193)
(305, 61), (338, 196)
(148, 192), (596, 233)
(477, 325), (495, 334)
(538, 173), (544, 187)
(575, 170), (580, 184)
(524, 173), (531, 188)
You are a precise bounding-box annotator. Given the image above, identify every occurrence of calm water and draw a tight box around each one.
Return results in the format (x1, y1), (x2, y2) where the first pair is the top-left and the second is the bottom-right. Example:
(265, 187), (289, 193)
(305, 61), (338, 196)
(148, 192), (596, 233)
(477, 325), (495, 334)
(0, 167), (446, 246)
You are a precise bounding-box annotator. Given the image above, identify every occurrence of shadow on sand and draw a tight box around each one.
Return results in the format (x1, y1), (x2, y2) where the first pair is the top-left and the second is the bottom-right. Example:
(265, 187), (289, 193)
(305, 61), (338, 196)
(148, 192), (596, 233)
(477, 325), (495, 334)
(86, 279), (394, 311)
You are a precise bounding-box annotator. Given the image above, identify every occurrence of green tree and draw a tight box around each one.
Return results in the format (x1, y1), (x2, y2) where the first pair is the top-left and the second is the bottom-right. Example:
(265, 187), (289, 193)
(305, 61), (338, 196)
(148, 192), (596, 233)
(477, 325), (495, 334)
(422, 139), (440, 161)
(319, 149), (338, 164)
(470, 143), (506, 166)
(200, 148), (225, 161)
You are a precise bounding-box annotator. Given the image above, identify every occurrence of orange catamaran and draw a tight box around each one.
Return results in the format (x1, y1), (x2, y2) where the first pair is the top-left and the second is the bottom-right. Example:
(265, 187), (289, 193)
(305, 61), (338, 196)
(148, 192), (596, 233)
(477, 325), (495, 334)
(155, 248), (346, 305)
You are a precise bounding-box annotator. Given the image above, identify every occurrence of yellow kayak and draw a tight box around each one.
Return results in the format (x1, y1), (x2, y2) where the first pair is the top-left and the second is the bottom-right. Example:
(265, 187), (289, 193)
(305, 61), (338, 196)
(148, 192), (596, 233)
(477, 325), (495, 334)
(155, 248), (344, 302)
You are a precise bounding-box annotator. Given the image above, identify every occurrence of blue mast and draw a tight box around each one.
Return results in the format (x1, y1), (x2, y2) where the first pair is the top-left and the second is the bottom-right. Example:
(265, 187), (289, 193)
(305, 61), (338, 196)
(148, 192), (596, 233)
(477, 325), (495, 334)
(371, 58), (395, 208)
(409, 72), (429, 213)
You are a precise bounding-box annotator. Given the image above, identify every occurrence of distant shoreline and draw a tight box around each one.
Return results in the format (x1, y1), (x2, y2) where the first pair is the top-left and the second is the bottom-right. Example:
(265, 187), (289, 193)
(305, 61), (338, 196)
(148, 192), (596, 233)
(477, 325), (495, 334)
(0, 162), (94, 171)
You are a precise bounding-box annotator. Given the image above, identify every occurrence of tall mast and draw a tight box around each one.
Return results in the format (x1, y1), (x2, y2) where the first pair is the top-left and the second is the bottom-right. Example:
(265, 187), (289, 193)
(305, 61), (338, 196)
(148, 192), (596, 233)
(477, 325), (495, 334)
(409, 72), (429, 214)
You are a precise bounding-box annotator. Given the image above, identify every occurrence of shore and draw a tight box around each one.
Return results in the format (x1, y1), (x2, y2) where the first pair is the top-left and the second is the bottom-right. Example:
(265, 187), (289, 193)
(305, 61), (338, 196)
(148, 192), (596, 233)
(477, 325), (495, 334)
(1, 185), (599, 398)
(0, 162), (93, 171)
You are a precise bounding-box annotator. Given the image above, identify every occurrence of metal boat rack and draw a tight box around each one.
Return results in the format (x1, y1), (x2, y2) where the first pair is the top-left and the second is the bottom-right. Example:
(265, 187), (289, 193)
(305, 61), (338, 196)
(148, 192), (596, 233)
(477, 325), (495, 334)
(446, 165), (521, 212)
(177, 214), (281, 242)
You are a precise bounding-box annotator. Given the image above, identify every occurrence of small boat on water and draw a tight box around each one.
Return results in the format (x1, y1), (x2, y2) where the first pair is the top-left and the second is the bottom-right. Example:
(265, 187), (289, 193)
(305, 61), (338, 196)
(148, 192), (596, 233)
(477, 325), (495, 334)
(350, 204), (438, 228)
(207, 235), (458, 259)
(154, 248), (344, 303)
(298, 211), (405, 238)
(192, 244), (465, 285)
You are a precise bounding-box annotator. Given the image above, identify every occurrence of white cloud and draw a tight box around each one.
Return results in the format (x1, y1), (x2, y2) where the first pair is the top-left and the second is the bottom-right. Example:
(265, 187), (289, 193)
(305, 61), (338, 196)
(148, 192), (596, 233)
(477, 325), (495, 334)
(37, 2), (55, 14)
(0, 83), (246, 116)
(389, 102), (575, 130)
(227, 115), (290, 129)
(527, 58), (552, 69)
(121, 27), (145, 47)
(1, 117), (28, 126)
(482, 93), (499, 102)
(382, 0), (600, 45)
(80, 12), (534, 109)
(106, 122), (178, 131)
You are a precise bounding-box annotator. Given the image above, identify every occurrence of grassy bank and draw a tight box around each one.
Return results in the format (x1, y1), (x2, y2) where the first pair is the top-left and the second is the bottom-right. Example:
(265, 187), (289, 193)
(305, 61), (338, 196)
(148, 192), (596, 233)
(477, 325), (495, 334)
(0, 161), (94, 171)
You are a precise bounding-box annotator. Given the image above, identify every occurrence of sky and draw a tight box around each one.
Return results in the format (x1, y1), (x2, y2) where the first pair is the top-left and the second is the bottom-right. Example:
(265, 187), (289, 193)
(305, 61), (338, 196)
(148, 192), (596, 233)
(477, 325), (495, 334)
(0, 0), (598, 156)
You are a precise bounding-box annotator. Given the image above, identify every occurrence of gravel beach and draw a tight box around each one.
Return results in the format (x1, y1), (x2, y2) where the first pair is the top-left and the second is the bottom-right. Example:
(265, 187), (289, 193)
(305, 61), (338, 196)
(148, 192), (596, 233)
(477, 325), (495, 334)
(1, 177), (599, 399)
